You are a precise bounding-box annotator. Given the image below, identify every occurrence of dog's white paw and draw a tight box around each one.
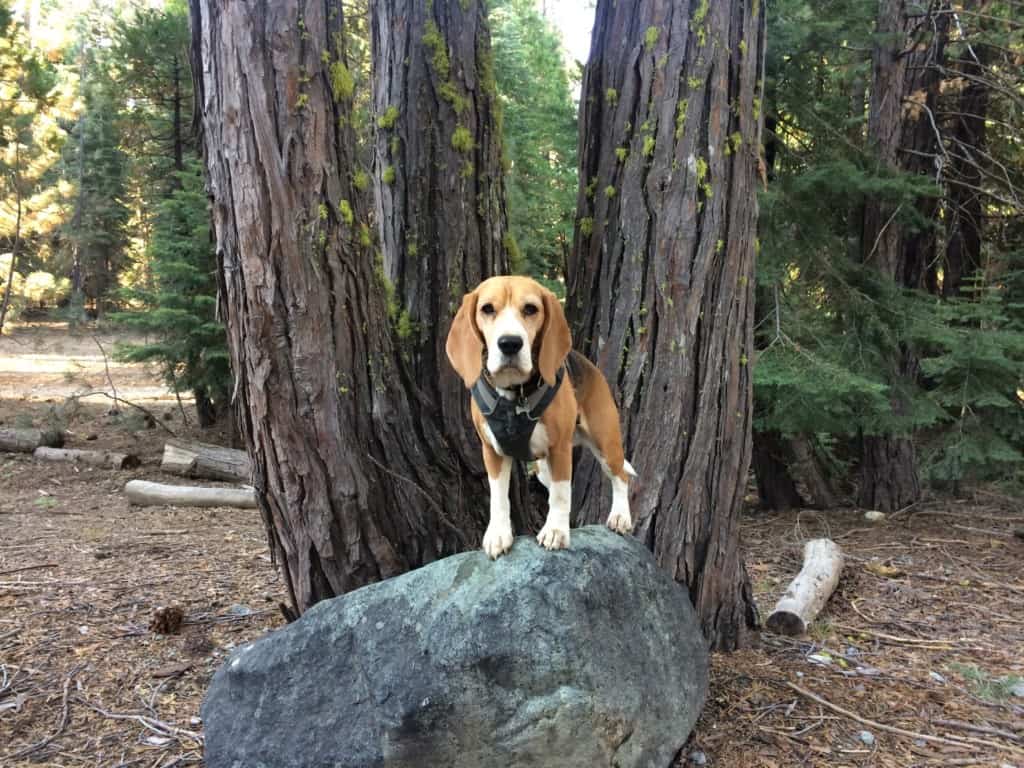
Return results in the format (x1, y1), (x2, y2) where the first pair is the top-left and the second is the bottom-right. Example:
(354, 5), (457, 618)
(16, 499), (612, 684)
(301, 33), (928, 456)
(536, 523), (570, 551)
(482, 523), (514, 559)
(606, 511), (633, 535)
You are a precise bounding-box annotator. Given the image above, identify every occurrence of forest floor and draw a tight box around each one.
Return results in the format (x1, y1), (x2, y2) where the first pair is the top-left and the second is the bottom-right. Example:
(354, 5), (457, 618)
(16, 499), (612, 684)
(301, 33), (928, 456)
(2, 323), (1023, 768)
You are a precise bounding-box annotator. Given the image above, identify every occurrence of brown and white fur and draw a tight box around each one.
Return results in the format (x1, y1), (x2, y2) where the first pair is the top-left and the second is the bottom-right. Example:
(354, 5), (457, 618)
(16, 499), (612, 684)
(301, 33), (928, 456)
(446, 276), (635, 559)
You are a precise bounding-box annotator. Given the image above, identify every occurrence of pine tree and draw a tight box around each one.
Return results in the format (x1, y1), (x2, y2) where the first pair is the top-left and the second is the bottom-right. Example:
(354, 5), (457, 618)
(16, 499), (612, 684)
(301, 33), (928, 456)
(109, 0), (194, 193)
(104, 1), (231, 425)
(61, 39), (130, 318)
(112, 160), (229, 426)
(754, 0), (1024, 503)
(0, 1), (58, 332)
(489, 0), (577, 288)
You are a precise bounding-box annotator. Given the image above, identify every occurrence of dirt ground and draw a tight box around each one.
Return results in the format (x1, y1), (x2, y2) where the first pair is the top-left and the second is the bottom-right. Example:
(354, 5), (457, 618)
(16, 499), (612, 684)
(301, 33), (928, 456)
(2, 324), (1023, 767)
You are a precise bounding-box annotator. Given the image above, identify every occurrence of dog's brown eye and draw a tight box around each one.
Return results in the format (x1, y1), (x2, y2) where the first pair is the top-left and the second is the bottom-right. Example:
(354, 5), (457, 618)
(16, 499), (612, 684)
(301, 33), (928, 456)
(522, 303), (538, 316)
(481, 303), (495, 315)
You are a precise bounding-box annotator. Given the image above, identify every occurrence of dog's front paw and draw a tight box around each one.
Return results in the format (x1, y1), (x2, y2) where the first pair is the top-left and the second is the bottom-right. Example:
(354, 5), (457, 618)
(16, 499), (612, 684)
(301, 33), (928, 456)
(606, 511), (633, 535)
(536, 523), (570, 551)
(482, 523), (514, 559)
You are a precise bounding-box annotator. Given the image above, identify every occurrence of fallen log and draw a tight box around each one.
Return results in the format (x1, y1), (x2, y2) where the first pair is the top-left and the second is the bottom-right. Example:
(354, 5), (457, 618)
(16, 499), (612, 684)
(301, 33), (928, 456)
(124, 479), (257, 509)
(0, 427), (64, 453)
(161, 439), (250, 483)
(766, 538), (843, 636)
(34, 446), (140, 470)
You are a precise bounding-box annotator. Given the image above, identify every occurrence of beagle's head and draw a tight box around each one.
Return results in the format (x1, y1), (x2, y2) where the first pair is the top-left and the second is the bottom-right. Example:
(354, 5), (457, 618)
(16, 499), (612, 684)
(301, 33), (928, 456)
(446, 276), (571, 389)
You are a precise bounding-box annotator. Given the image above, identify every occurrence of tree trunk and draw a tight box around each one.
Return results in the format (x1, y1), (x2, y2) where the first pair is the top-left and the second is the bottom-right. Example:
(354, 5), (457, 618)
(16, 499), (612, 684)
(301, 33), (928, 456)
(171, 53), (185, 179)
(752, 430), (804, 511)
(789, 435), (839, 509)
(567, 0), (764, 650)
(942, 46), (988, 297)
(192, 0), (496, 614)
(161, 438), (250, 482)
(69, 53), (88, 326)
(193, 384), (217, 428)
(858, 428), (920, 511)
(371, 0), (536, 528)
(857, 0), (947, 511)
(0, 147), (19, 335)
(895, 6), (948, 293)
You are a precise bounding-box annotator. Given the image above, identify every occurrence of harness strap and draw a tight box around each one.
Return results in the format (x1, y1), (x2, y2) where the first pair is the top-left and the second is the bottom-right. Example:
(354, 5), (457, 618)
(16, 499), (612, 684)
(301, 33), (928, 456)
(471, 366), (564, 420)
(470, 366), (565, 462)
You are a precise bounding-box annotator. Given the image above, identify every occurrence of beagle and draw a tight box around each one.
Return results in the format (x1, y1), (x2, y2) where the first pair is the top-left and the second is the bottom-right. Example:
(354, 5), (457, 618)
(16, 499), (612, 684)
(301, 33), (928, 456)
(446, 276), (635, 559)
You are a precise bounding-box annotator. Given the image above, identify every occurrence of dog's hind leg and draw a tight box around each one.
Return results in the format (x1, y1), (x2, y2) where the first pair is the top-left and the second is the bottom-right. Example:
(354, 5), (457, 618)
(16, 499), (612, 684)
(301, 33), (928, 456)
(577, 414), (634, 536)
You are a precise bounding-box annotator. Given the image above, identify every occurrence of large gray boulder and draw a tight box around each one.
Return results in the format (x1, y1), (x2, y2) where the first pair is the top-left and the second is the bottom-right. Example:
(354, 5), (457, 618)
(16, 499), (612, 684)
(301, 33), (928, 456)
(202, 526), (709, 768)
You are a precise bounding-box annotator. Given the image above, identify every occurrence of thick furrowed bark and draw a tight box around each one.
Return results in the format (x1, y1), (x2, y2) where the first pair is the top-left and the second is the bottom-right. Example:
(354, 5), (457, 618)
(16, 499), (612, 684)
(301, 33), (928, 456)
(568, 0), (764, 650)
(192, 0), (491, 615)
(371, 0), (536, 530)
(857, 1), (948, 511)
(943, 49), (988, 297)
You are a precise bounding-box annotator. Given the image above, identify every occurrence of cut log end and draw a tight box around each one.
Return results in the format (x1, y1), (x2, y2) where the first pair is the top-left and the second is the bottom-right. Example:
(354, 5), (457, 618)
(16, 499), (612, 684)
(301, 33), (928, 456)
(765, 610), (806, 637)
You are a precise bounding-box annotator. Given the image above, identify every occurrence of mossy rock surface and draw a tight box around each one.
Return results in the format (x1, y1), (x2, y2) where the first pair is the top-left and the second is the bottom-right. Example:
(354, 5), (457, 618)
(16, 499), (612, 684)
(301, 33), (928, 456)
(203, 526), (709, 768)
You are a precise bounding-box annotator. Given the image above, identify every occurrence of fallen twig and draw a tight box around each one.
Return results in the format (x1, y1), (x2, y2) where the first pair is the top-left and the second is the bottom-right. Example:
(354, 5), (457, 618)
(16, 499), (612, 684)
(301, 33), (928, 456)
(833, 622), (976, 647)
(0, 562), (57, 576)
(914, 571), (1024, 595)
(93, 335), (122, 414)
(900, 504), (1024, 524)
(75, 696), (204, 744)
(68, 391), (176, 436)
(182, 608), (272, 625)
(786, 681), (1024, 756)
(8, 664), (82, 759)
(951, 523), (1015, 538)
(932, 718), (1022, 744)
(0, 627), (21, 644)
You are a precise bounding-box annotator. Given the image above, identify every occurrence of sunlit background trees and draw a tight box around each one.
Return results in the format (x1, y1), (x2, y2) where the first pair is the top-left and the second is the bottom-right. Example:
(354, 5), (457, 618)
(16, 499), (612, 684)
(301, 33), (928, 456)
(1, 0), (1022, 500)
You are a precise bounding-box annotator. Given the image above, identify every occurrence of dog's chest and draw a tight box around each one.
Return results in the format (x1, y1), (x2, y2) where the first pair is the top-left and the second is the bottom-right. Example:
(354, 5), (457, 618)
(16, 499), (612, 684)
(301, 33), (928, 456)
(481, 421), (549, 460)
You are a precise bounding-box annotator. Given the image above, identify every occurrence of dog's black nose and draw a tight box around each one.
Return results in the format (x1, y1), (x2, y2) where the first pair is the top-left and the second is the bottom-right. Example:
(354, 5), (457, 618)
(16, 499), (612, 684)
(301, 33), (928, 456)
(497, 335), (524, 356)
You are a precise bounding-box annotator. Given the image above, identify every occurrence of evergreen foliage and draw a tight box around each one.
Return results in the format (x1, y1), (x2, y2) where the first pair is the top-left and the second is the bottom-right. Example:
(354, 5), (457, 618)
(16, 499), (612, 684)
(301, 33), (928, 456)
(101, 3), (229, 425)
(489, 0), (577, 292)
(60, 69), (130, 315)
(112, 160), (229, 422)
(756, 0), (1024, 492)
(916, 279), (1024, 486)
(109, 0), (194, 195)
(0, 1), (61, 328)
(4, 0), (1024, 493)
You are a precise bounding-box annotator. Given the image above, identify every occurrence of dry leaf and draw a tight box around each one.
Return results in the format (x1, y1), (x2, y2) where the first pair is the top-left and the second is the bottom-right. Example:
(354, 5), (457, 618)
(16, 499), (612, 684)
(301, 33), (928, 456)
(865, 561), (905, 578)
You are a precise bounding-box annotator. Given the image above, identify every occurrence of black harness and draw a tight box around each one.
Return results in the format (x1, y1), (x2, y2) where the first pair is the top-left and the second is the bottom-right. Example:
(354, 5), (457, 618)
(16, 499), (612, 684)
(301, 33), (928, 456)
(471, 367), (565, 462)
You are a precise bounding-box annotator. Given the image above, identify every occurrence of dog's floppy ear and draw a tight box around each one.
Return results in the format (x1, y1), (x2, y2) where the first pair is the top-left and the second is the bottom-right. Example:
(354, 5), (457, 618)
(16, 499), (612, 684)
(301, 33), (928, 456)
(446, 290), (483, 388)
(538, 287), (571, 386)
